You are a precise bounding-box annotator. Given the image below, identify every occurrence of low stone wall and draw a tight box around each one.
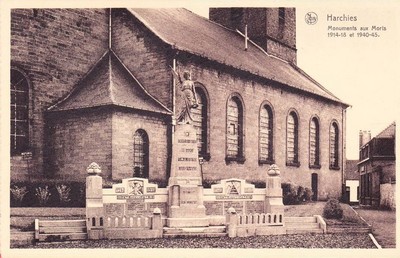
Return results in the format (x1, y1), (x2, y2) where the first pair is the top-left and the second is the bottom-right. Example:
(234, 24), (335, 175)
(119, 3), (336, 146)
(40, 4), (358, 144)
(86, 162), (286, 239)
(227, 209), (286, 237)
(380, 183), (396, 210)
(102, 213), (163, 239)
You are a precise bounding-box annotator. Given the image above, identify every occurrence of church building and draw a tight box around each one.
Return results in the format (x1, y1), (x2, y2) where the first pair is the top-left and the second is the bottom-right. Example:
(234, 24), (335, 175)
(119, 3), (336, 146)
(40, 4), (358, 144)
(10, 8), (349, 200)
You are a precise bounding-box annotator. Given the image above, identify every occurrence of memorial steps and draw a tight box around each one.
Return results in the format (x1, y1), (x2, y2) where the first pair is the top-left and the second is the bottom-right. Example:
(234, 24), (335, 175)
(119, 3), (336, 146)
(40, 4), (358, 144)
(284, 217), (324, 234)
(35, 219), (88, 242)
(32, 216), (326, 242)
(163, 225), (227, 238)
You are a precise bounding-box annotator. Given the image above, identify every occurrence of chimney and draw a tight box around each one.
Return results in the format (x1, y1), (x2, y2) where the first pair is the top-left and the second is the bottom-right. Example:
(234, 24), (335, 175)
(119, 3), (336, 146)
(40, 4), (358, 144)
(209, 7), (297, 64)
(359, 130), (371, 147)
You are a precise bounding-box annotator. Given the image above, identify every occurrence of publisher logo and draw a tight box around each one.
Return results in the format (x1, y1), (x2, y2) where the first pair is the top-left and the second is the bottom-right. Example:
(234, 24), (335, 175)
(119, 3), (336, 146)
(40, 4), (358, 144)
(305, 12), (318, 25)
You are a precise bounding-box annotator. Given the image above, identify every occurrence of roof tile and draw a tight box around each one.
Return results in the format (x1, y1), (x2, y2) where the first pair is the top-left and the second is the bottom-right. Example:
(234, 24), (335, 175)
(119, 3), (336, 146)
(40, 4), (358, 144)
(49, 50), (171, 115)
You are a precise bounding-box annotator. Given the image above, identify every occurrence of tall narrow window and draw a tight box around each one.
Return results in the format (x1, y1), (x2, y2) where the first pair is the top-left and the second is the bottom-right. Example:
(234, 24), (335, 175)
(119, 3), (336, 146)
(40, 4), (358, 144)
(133, 129), (149, 178)
(278, 7), (285, 38)
(226, 95), (244, 162)
(330, 122), (340, 169)
(192, 86), (209, 159)
(10, 68), (30, 156)
(286, 111), (299, 166)
(259, 104), (274, 164)
(309, 117), (320, 168)
(278, 8), (285, 25)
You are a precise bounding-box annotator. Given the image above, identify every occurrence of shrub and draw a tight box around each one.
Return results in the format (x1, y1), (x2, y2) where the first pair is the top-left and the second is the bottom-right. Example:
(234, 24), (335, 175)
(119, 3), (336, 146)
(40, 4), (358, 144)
(202, 179), (220, 188)
(282, 183), (313, 204)
(10, 186), (29, 205)
(282, 183), (299, 204)
(148, 179), (168, 188)
(249, 180), (266, 188)
(35, 186), (51, 206)
(303, 187), (313, 201)
(56, 184), (71, 204)
(323, 198), (343, 219)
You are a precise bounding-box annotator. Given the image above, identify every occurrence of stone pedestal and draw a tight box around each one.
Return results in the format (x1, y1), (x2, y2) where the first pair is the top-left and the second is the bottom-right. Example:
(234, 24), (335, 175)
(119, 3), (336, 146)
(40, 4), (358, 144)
(265, 164), (284, 214)
(167, 123), (209, 227)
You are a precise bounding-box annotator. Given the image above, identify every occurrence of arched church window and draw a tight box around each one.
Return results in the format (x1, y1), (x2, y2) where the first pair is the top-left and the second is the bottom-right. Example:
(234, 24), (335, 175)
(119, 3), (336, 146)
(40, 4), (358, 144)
(309, 117), (320, 168)
(259, 103), (274, 164)
(330, 122), (340, 169)
(226, 95), (245, 162)
(286, 111), (299, 166)
(192, 86), (209, 159)
(133, 129), (149, 178)
(10, 68), (30, 156)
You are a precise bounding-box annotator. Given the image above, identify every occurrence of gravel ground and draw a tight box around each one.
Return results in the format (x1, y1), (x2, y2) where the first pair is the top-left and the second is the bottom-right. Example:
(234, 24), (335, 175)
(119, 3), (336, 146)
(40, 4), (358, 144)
(20, 233), (376, 249)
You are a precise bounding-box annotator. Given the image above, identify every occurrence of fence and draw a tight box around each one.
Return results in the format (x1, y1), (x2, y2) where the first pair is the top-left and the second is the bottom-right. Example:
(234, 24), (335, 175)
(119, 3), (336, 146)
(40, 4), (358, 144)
(227, 208), (286, 237)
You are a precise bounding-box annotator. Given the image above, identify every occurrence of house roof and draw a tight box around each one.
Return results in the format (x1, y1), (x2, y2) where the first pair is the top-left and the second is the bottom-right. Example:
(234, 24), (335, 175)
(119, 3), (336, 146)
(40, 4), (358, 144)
(128, 8), (348, 106)
(375, 122), (396, 138)
(48, 50), (172, 115)
(345, 160), (359, 180)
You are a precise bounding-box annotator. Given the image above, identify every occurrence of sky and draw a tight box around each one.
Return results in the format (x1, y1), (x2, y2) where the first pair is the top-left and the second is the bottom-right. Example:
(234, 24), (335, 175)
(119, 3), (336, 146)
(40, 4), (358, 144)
(188, 4), (399, 160)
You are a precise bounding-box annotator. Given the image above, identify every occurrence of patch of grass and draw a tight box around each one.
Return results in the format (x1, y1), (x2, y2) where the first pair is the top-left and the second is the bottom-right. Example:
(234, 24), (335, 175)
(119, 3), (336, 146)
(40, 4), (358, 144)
(284, 201), (325, 217)
(355, 208), (396, 248)
(341, 204), (365, 224)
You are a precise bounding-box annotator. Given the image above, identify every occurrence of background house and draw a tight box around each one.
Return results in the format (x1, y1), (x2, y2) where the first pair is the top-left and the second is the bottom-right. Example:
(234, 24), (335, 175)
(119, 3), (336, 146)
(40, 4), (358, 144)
(10, 8), (349, 200)
(358, 122), (396, 209)
(344, 159), (359, 204)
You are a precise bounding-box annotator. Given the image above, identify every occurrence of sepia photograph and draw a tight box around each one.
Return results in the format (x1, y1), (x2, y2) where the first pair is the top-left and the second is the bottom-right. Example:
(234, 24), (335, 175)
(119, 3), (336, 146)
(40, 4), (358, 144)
(1, 1), (398, 258)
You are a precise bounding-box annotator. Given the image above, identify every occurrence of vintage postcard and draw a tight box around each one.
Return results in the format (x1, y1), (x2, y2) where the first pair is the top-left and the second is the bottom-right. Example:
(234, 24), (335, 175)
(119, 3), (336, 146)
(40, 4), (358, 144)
(1, 0), (399, 258)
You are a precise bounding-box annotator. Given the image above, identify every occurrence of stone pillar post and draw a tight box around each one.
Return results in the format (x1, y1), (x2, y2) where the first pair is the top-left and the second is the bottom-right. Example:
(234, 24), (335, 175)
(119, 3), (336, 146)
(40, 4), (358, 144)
(265, 164), (284, 214)
(152, 208), (163, 233)
(86, 162), (104, 240)
(227, 207), (238, 238)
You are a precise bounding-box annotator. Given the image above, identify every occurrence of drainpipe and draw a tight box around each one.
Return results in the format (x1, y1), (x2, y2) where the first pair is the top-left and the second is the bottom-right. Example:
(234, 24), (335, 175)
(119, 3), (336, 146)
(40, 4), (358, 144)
(342, 108), (346, 186)
(244, 24), (248, 51)
(172, 57), (177, 131)
(109, 8), (112, 49)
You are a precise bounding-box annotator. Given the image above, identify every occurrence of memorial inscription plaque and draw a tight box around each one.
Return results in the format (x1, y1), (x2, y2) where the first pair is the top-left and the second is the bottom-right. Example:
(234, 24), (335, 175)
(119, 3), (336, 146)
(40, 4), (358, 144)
(224, 201), (244, 214)
(104, 203), (124, 217)
(126, 200), (146, 216)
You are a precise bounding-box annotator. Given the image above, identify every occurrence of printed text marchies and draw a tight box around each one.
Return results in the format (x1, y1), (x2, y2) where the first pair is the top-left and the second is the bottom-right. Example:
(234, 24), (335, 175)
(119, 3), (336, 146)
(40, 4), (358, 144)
(327, 14), (357, 22)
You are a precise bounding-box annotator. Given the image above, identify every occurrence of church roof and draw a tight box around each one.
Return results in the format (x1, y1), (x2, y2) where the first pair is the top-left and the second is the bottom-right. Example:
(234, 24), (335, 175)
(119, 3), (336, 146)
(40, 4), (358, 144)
(48, 50), (172, 115)
(129, 8), (348, 106)
(375, 122), (396, 139)
(345, 159), (359, 180)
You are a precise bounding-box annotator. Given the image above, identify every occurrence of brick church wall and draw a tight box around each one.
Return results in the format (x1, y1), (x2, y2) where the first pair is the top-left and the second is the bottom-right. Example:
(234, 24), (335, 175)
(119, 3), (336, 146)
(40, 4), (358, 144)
(209, 8), (297, 63)
(177, 58), (344, 200)
(46, 107), (169, 182)
(46, 108), (113, 181)
(111, 110), (170, 182)
(111, 9), (172, 109)
(265, 8), (297, 64)
(11, 9), (109, 179)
